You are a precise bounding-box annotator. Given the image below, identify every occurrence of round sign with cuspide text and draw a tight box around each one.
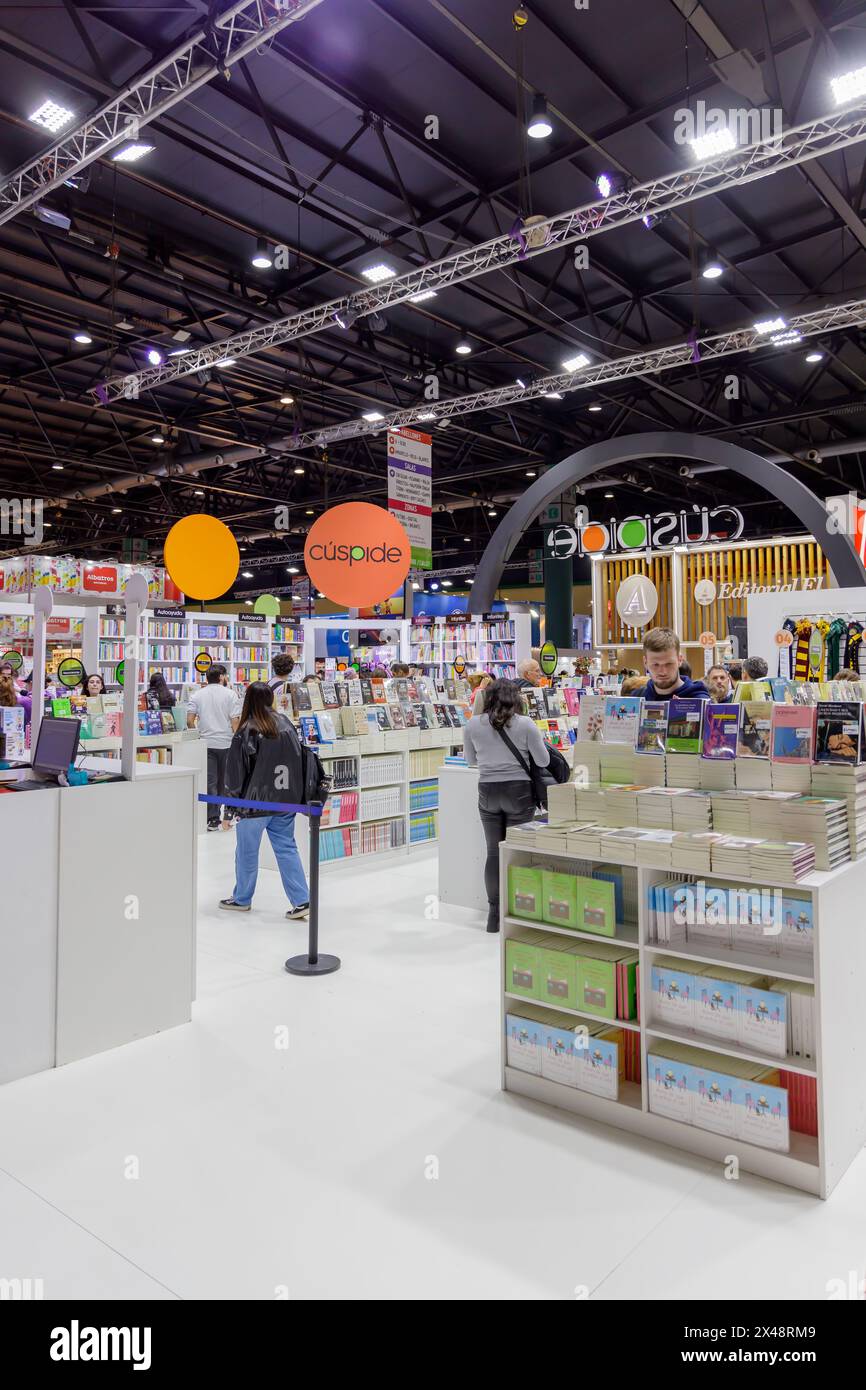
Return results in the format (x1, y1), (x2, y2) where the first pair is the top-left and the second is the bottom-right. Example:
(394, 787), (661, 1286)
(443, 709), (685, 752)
(304, 503), (411, 607)
(615, 575), (659, 628)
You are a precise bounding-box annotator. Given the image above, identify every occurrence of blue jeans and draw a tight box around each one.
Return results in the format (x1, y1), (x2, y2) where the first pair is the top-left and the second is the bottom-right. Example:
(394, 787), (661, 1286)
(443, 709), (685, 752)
(233, 814), (309, 908)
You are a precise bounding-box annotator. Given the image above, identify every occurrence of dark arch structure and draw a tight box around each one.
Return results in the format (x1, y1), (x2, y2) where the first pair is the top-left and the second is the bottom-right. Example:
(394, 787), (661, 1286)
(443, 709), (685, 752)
(472, 432), (866, 612)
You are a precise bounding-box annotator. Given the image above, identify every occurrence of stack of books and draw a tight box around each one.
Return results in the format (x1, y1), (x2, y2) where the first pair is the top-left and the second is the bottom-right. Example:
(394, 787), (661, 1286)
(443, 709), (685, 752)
(572, 740), (601, 782)
(770, 706), (816, 793)
(598, 827), (646, 864)
(777, 795), (850, 871)
(648, 1045), (790, 1153)
(735, 757), (773, 790)
(666, 752), (702, 789)
(600, 744), (639, 785)
(565, 823), (604, 858)
(634, 829), (677, 868)
(671, 831), (726, 875)
(749, 840), (816, 884)
(573, 783), (610, 823)
(603, 784), (646, 827)
(771, 760), (813, 793)
(710, 835), (767, 877)
(546, 782), (579, 825)
(636, 787), (691, 829)
(810, 762), (866, 858)
(709, 788), (752, 834)
(670, 791), (713, 832)
(699, 757), (737, 790)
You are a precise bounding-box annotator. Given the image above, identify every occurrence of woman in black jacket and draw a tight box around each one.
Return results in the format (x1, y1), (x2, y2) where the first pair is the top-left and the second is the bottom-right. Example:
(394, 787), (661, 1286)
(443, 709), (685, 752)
(147, 672), (176, 710)
(219, 682), (310, 919)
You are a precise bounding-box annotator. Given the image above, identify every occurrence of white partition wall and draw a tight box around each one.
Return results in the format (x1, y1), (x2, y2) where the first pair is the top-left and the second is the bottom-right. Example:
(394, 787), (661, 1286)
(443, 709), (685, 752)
(747, 586), (866, 668)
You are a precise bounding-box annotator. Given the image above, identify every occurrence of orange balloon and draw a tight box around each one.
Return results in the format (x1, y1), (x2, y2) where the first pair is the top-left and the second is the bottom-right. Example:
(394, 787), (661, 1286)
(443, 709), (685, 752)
(304, 503), (411, 607)
(164, 514), (239, 600)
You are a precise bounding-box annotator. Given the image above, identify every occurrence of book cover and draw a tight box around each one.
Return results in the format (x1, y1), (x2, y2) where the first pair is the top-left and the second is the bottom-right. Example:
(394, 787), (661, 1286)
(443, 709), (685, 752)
(538, 945), (578, 1009)
(505, 1012), (544, 1075)
(815, 700), (862, 763)
(321, 681), (339, 708)
(371, 680), (387, 704)
(577, 694), (605, 742)
(388, 704), (405, 729)
(701, 705), (738, 759)
(360, 678), (373, 705)
(375, 706), (392, 731)
(648, 1054), (694, 1123)
(771, 705), (816, 763)
(364, 710), (380, 736)
(578, 878), (616, 937)
(316, 712), (337, 742)
(293, 683), (312, 713)
(414, 704), (430, 729)
(308, 682), (324, 711)
(505, 936), (539, 997)
(538, 1019), (581, 1088)
(335, 683), (350, 707)
(508, 865), (543, 920)
(563, 687), (582, 716)
(579, 956), (616, 1019)
(86, 695), (103, 716)
(651, 963), (695, 1028)
(665, 697), (705, 754)
(51, 697), (72, 717)
(737, 701), (772, 758)
(299, 715), (319, 744)
(602, 695), (642, 746)
(104, 712), (122, 737)
(348, 681), (363, 707)
(541, 869), (578, 928)
(692, 1065), (738, 1138)
(575, 1029), (620, 1100)
(160, 711), (175, 733)
(400, 699), (418, 727)
(636, 699), (668, 754)
(770, 678), (794, 703)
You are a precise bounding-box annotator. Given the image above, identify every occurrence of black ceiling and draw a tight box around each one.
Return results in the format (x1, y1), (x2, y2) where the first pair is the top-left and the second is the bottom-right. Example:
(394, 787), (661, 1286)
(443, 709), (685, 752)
(3, 0), (866, 596)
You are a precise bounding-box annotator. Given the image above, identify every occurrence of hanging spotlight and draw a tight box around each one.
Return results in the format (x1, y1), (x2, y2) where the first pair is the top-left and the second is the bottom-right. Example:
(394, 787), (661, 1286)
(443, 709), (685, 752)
(73, 326), (92, 344)
(562, 352), (590, 372)
(333, 307), (358, 330)
(596, 171), (629, 199)
(146, 347), (163, 366)
(455, 339), (472, 355)
(805, 350), (824, 363)
(251, 237), (272, 269)
(702, 258), (724, 279)
(690, 128), (736, 160)
(831, 66), (866, 105)
(150, 432), (166, 445)
(527, 93), (553, 140)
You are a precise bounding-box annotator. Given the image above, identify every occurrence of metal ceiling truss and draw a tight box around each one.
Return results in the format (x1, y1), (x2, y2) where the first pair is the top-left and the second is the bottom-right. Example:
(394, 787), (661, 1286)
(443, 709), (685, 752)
(94, 93), (866, 403)
(272, 297), (866, 451)
(0, 0), (326, 225)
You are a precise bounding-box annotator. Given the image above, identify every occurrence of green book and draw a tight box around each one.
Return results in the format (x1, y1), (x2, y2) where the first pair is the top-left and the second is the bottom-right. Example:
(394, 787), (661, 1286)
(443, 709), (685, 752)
(578, 955), (617, 1019)
(51, 697), (72, 718)
(508, 864), (543, 920)
(542, 869), (579, 928)
(536, 941), (578, 1008)
(505, 934), (540, 999)
(577, 877), (616, 938)
(665, 696), (705, 754)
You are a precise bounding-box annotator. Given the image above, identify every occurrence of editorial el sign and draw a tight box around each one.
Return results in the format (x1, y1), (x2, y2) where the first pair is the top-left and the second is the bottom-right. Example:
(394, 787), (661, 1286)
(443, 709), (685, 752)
(304, 502), (411, 608)
(547, 504), (745, 559)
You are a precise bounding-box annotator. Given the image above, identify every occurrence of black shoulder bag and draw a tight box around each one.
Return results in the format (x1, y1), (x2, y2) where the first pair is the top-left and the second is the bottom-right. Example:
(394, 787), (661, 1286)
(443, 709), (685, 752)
(495, 725), (570, 809)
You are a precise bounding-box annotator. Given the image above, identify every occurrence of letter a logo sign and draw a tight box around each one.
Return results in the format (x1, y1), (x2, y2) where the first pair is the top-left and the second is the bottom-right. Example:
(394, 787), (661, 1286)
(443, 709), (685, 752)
(615, 575), (659, 628)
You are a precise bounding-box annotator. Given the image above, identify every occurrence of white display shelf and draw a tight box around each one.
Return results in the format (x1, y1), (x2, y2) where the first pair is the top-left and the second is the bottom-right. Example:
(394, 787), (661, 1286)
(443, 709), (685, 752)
(500, 841), (866, 1199)
(503, 914), (639, 948)
(504, 989), (643, 1033)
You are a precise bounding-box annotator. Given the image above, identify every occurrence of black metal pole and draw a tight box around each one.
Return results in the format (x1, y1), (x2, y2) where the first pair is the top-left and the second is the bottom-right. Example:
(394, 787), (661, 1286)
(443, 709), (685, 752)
(285, 802), (340, 977)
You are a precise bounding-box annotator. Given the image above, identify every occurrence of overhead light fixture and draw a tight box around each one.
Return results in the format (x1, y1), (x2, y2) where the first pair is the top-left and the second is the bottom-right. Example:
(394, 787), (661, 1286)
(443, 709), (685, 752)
(455, 340), (472, 355)
(588, 404), (602, 412)
(293, 466), (304, 475)
(146, 347), (163, 366)
(689, 127), (737, 160)
(111, 142), (154, 164)
(52, 463), (64, 471)
(442, 580), (453, 587)
(242, 571), (253, 579)
(806, 350), (824, 363)
(412, 581), (420, 590)
(525, 470), (536, 477)
(516, 376), (527, 389)
(604, 491), (614, 499)
(362, 409), (385, 421)
(150, 432), (166, 445)
(112, 507), (122, 514)
(831, 67), (866, 105)
(251, 237), (272, 269)
(361, 262), (396, 283)
(544, 391), (562, 400)
(429, 581), (439, 591)
(279, 393), (294, 405)
(488, 509), (497, 516)
(287, 566), (299, 574)
(771, 330), (802, 346)
(73, 326), (92, 344)
(527, 93), (553, 140)
(244, 600), (253, 606)
(562, 352), (590, 372)
(596, 170), (630, 199)
(701, 260), (724, 280)
(168, 347), (190, 356)
(438, 418), (451, 427)
(29, 99), (74, 132)
(214, 357), (236, 367)
(333, 307), (358, 330)
(409, 290), (437, 303)
(305, 508), (315, 515)
(754, 316), (786, 336)
(44, 522), (52, 528)
(34, 205), (71, 230)
(194, 489), (204, 496)
(416, 411), (436, 421)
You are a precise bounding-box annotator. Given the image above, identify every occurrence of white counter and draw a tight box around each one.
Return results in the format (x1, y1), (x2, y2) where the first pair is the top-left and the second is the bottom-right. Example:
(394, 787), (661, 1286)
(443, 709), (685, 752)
(437, 763), (488, 913)
(0, 758), (197, 1084)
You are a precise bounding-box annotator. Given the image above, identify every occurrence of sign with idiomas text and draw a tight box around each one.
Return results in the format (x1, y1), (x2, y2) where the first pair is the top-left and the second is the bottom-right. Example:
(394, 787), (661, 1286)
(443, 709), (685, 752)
(387, 428), (432, 570)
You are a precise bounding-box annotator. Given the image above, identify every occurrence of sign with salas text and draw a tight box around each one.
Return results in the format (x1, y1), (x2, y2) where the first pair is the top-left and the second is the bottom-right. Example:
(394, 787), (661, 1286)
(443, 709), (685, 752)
(387, 428), (432, 570)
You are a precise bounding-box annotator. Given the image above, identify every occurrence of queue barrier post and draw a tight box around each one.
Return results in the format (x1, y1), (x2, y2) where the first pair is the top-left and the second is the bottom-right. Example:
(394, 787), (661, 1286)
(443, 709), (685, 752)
(285, 800), (340, 977)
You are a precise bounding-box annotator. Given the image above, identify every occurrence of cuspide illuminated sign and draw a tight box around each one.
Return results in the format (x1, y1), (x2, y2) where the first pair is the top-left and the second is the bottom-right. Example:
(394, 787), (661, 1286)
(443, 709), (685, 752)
(545, 504), (745, 559)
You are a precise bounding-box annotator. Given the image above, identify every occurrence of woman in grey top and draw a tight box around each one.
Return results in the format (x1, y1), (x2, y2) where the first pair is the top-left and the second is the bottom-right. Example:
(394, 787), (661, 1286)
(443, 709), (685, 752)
(463, 679), (550, 933)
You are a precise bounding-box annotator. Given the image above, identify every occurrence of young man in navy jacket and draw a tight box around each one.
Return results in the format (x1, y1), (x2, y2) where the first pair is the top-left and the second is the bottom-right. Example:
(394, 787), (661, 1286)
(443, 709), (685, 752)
(638, 626), (711, 701)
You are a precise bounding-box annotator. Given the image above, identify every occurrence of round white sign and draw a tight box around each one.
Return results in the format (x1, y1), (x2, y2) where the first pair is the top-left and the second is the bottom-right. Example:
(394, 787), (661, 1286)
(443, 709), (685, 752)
(694, 578), (717, 606)
(615, 574), (659, 628)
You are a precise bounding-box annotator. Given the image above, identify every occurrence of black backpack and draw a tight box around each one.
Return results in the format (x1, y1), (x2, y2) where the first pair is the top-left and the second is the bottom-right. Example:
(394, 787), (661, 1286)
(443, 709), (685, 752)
(495, 725), (570, 809)
(300, 741), (332, 806)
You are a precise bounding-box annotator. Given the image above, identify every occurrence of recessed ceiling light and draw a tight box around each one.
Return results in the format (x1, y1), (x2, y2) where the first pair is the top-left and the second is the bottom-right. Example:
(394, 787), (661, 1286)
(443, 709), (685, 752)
(242, 571), (253, 578)
(112, 507), (122, 514)
(701, 261), (724, 280)
(455, 340), (472, 355)
(588, 404), (602, 412)
(442, 579), (453, 587)
(525, 470), (537, 477)
(305, 508), (315, 515)
(287, 566), (299, 574)
(562, 352), (590, 372)
(361, 262), (396, 283)
(30, 99), (74, 132)
(279, 394), (294, 405)
(409, 290), (437, 303)
(806, 350), (824, 363)
(362, 409), (385, 421)
(112, 142), (154, 164)
(604, 491), (614, 498)
(150, 432), (166, 445)
(251, 237), (272, 269)
(293, 466), (304, 475)
(73, 326), (92, 344)
(52, 463), (64, 471)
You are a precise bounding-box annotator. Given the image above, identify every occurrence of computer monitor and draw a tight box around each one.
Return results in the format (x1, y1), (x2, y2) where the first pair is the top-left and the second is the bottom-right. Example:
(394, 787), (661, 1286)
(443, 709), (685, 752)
(33, 716), (80, 778)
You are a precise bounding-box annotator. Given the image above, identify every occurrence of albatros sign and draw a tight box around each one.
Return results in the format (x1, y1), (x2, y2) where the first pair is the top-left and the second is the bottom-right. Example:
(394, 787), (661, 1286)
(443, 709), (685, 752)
(546, 504), (745, 559)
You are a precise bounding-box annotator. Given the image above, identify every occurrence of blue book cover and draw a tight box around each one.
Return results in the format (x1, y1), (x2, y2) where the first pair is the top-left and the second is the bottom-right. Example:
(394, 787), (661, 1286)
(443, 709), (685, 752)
(592, 868), (624, 921)
(299, 714), (320, 745)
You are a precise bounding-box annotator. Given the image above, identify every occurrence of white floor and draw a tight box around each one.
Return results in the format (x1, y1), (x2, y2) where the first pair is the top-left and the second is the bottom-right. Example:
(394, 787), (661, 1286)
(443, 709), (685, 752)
(2, 831), (866, 1301)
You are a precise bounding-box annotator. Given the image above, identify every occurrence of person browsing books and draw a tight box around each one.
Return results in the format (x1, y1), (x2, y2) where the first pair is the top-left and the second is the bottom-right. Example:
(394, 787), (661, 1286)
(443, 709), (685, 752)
(83, 673), (106, 698)
(147, 672), (176, 710)
(463, 678), (551, 934)
(268, 653), (295, 690)
(516, 657), (543, 689)
(638, 626), (710, 701)
(188, 664), (242, 831)
(219, 682), (310, 918)
(706, 665), (734, 702)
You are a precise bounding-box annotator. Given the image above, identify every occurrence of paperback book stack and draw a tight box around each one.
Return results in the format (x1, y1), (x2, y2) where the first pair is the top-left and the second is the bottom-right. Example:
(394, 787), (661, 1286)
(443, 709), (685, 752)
(777, 796), (850, 871)
(600, 744), (640, 785)
(565, 823), (604, 859)
(634, 829), (677, 869)
(770, 705), (816, 793)
(671, 831), (726, 875)
(636, 787), (692, 830)
(602, 784), (645, 827)
(573, 784), (610, 823)
(666, 753), (702, 789)
(546, 782), (580, 825)
(710, 835), (767, 878)
(700, 705), (738, 790)
(736, 701), (773, 789)
(598, 827), (646, 865)
(571, 739), (602, 782)
(670, 791), (713, 833)
(709, 788), (753, 834)
(810, 763), (866, 858)
(749, 839), (816, 884)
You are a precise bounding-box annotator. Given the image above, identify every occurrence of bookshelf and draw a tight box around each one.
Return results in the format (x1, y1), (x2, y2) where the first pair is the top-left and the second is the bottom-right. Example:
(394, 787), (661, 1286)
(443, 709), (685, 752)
(97, 609), (306, 692)
(409, 613), (531, 680)
(499, 842), (866, 1199)
(0, 603), (85, 679)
